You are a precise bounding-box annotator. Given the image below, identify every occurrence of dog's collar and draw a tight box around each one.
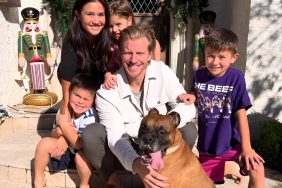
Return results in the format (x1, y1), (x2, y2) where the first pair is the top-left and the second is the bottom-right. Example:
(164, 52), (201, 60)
(165, 143), (180, 155)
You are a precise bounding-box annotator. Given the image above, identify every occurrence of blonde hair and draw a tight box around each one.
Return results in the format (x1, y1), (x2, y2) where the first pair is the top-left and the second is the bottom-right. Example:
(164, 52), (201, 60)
(119, 25), (156, 53)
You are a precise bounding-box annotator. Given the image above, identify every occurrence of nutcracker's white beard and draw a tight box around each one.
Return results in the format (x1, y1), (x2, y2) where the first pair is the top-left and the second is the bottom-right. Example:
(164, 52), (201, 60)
(31, 30), (36, 44)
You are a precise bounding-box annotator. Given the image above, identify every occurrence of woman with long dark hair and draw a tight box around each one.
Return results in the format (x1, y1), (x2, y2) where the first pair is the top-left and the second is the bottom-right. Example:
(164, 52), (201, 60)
(58, 0), (112, 116)
(52, 0), (112, 178)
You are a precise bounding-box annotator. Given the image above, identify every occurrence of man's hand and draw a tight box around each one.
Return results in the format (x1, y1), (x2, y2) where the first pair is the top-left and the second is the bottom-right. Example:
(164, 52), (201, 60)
(50, 136), (68, 160)
(133, 158), (169, 188)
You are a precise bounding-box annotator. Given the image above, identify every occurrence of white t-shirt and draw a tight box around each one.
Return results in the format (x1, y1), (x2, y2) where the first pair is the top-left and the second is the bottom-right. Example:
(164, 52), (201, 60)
(72, 107), (98, 136)
(54, 107), (98, 153)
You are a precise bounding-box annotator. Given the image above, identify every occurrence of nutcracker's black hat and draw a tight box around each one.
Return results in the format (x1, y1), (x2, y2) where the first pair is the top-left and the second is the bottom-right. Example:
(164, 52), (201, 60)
(199, 10), (216, 25)
(21, 7), (39, 22)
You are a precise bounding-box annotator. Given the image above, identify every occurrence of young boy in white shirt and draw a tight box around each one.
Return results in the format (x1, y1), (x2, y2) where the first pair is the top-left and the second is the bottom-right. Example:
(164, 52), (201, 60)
(34, 73), (99, 188)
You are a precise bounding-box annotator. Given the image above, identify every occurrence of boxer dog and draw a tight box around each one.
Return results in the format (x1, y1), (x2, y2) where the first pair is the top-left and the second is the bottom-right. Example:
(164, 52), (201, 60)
(137, 108), (215, 188)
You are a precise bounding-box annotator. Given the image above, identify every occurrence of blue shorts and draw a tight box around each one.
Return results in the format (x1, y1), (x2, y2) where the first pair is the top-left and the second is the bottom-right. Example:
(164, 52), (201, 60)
(50, 148), (76, 171)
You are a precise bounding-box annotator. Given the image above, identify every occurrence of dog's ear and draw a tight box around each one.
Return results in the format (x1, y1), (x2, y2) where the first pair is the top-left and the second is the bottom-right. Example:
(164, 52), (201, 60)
(148, 108), (159, 115)
(168, 111), (181, 128)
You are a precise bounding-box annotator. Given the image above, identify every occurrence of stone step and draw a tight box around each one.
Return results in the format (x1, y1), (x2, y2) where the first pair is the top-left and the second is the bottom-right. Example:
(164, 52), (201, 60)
(0, 105), (281, 188)
(0, 113), (55, 134)
(0, 105), (144, 187)
(0, 130), (281, 188)
(5, 104), (59, 130)
(0, 130), (66, 187)
(0, 130), (85, 188)
(0, 107), (56, 141)
(0, 129), (143, 188)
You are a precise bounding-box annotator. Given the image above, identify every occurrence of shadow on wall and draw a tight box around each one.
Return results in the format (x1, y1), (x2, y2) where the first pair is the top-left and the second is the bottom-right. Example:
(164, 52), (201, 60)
(248, 68), (282, 119)
(176, 47), (194, 92)
(174, 18), (196, 92)
(247, 1), (282, 120)
(0, 6), (19, 23)
(40, 5), (65, 48)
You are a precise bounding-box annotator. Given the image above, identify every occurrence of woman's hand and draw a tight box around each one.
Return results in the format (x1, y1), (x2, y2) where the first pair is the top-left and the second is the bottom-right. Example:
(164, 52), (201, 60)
(56, 113), (72, 128)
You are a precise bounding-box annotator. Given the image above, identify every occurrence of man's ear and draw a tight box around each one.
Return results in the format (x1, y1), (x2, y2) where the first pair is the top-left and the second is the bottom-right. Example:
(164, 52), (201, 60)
(231, 53), (239, 64)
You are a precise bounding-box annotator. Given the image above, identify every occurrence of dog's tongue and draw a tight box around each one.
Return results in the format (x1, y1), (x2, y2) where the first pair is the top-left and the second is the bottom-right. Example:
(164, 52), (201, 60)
(149, 151), (164, 170)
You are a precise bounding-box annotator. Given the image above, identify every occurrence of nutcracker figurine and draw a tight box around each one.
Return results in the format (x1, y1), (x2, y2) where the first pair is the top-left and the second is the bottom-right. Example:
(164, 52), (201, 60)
(18, 7), (57, 106)
(192, 10), (216, 71)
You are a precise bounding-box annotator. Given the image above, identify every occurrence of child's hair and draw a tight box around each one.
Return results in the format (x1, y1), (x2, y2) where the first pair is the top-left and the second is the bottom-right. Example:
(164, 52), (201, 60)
(120, 25), (156, 54)
(205, 27), (238, 54)
(109, 0), (136, 24)
(69, 73), (99, 95)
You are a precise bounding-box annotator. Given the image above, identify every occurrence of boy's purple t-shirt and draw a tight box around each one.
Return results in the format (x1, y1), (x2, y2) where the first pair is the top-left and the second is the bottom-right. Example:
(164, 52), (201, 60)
(192, 67), (252, 156)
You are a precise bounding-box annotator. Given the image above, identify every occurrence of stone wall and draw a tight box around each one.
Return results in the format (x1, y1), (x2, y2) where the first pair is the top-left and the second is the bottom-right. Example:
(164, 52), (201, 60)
(0, 5), (24, 106)
(245, 0), (282, 120)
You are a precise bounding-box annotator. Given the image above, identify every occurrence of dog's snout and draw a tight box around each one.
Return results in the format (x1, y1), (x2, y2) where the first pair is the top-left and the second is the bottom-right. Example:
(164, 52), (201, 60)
(142, 134), (155, 144)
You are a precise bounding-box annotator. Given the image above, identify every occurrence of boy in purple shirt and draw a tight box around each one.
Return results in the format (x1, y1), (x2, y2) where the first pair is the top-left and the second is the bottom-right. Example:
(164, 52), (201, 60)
(179, 27), (265, 187)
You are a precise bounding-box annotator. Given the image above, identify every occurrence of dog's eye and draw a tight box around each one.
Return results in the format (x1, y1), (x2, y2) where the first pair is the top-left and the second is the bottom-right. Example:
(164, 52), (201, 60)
(158, 129), (167, 136)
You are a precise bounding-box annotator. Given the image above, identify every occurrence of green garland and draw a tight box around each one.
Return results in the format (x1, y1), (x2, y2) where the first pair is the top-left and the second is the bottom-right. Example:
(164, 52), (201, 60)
(42, 0), (75, 33)
(42, 0), (208, 32)
(168, 0), (209, 28)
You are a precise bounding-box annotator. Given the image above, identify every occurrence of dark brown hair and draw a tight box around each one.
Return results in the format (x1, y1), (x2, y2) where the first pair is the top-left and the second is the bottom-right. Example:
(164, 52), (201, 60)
(69, 0), (111, 72)
(205, 27), (238, 54)
(69, 73), (99, 96)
